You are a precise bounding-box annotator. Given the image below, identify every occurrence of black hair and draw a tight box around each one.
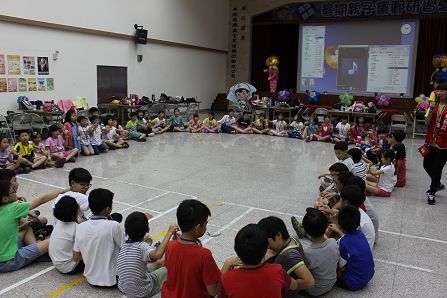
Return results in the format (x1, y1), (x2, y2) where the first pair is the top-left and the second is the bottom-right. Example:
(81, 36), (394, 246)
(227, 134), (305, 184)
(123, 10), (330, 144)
(277, 112), (284, 117)
(158, 110), (165, 115)
(193, 113), (199, 118)
(18, 131), (30, 137)
(174, 108), (180, 113)
(208, 111), (215, 116)
(228, 109), (235, 113)
(77, 115), (87, 123)
(338, 205), (360, 233)
(257, 216), (290, 241)
(89, 115), (99, 123)
(234, 224), (268, 265)
(437, 81), (447, 91)
(302, 207), (328, 238)
(242, 111), (250, 116)
(103, 114), (113, 126)
(0, 169), (16, 202)
(176, 199), (211, 232)
(340, 185), (365, 207)
(64, 109), (76, 124)
(392, 130), (406, 143)
(53, 196), (79, 222)
(88, 107), (99, 114)
(88, 188), (114, 214)
(259, 113), (265, 117)
(356, 116), (365, 124)
(30, 131), (41, 140)
(49, 124), (60, 134)
(129, 111), (137, 118)
(328, 162), (349, 173)
(347, 147), (362, 163)
(137, 109), (144, 114)
(68, 168), (92, 186)
(377, 126), (388, 135)
(340, 115), (348, 120)
(393, 143), (406, 160)
(342, 175), (366, 192)
(334, 141), (348, 151)
(382, 149), (395, 161)
(125, 211), (149, 240)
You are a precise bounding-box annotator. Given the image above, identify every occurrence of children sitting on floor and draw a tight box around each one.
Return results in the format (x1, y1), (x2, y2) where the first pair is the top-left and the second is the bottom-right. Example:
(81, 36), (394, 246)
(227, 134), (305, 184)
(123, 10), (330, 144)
(162, 199), (236, 297)
(269, 112), (288, 137)
(328, 205), (374, 291)
(53, 167), (92, 223)
(301, 208), (339, 297)
(113, 119), (129, 140)
(235, 111), (253, 134)
(116, 212), (178, 297)
(287, 115), (304, 139)
(126, 112), (147, 142)
(350, 116), (367, 144)
(304, 117), (319, 142)
(88, 115), (108, 155)
(0, 169), (66, 272)
(219, 224), (300, 298)
(202, 111), (219, 133)
(257, 216), (314, 297)
(169, 108), (187, 132)
(319, 143), (354, 186)
(13, 131), (47, 172)
(151, 111), (170, 134)
(137, 109), (154, 136)
(333, 116), (351, 143)
(0, 137), (18, 170)
(63, 109), (81, 154)
(187, 113), (203, 133)
(102, 116), (128, 149)
(73, 188), (123, 287)
(46, 124), (78, 167)
(389, 130), (406, 187)
(77, 116), (95, 156)
(347, 147), (369, 180)
(251, 113), (270, 134)
(366, 149), (397, 197)
(315, 116), (333, 142)
(49, 195), (84, 274)
(218, 109), (237, 134)
(31, 131), (56, 167)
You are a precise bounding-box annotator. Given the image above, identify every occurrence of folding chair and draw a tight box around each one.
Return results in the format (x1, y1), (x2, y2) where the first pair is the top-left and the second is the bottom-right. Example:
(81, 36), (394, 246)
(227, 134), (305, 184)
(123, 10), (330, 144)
(0, 113), (15, 143)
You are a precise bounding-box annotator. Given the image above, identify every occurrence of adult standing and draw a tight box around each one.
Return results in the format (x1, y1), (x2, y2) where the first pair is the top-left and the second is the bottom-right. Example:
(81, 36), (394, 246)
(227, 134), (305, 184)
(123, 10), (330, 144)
(424, 82), (447, 205)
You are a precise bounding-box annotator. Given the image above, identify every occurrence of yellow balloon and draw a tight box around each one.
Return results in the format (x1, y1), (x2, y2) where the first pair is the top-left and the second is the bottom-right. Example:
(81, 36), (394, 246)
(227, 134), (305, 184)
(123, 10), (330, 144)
(266, 56), (279, 67)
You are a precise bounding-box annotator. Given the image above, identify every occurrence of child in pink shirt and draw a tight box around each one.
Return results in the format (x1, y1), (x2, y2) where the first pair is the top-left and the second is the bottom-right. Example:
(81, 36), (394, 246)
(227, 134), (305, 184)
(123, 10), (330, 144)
(45, 124), (78, 168)
(314, 116), (333, 142)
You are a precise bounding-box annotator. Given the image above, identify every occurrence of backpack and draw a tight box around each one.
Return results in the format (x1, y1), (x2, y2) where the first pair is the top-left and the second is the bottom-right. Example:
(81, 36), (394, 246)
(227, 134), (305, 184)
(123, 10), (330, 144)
(352, 101), (365, 112)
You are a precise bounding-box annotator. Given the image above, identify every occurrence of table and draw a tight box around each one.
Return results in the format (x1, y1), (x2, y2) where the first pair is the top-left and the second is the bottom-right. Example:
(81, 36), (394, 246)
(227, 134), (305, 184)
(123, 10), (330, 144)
(98, 104), (143, 125)
(252, 106), (270, 121)
(327, 110), (381, 124)
(272, 107), (296, 123)
(21, 109), (64, 124)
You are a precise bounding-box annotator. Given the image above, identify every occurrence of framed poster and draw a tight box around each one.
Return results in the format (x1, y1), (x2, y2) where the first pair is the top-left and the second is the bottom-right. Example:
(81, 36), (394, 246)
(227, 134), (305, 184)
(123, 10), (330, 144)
(18, 78), (27, 92)
(46, 78), (54, 91)
(7, 55), (21, 75)
(37, 56), (49, 75)
(0, 78), (7, 92)
(28, 78), (37, 91)
(23, 56), (36, 75)
(37, 77), (46, 91)
(0, 54), (5, 75)
(7, 78), (17, 92)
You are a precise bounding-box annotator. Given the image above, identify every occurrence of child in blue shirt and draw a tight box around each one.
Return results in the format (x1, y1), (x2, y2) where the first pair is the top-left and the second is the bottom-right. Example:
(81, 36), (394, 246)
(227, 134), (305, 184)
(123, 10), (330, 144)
(328, 205), (374, 291)
(304, 117), (319, 142)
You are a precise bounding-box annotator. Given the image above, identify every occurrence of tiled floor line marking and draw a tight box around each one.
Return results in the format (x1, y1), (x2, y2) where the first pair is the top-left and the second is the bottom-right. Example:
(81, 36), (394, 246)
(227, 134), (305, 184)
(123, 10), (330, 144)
(0, 266), (55, 295)
(118, 191), (170, 213)
(375, 259), (432, 273)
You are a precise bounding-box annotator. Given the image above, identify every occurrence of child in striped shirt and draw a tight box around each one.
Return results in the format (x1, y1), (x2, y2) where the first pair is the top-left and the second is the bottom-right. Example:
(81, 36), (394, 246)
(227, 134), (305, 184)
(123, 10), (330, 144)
(347, 148), (369, 180)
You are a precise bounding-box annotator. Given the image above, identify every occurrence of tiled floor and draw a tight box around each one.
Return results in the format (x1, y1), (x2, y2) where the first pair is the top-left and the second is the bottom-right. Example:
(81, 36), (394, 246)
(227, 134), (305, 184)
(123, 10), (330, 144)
(0, 133), (445, 298)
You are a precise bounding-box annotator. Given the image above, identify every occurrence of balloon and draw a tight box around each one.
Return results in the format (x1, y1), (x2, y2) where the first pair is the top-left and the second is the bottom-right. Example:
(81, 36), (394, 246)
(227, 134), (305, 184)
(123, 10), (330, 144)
(277, 89), (290, 101)
(307, 90), (320, 104)
(375, 93), (391, 106)
(415, 94), (429, 111)
(432, 54), (447, 69)
(339, 92), (354, 106)
(266, 56), (279, 67)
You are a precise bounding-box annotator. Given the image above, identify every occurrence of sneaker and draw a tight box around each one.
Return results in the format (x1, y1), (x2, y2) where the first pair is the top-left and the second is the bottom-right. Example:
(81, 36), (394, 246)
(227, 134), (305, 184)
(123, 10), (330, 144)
(148, 133), (155, 137)
(55, 158), (66, 168)
(427, 192), (436, 205)
(291, 216), (306, 239)
(67, 158), (76, 163)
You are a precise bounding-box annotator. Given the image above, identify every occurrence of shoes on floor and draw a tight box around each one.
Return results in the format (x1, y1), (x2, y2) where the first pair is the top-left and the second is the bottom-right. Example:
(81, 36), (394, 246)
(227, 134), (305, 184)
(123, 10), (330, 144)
(148, 133), (155, 137)
(55, 158), (66, 168)
(427, 192), (436, 205)
(426, 184), (445, 194)
(291, 216), (306, 239)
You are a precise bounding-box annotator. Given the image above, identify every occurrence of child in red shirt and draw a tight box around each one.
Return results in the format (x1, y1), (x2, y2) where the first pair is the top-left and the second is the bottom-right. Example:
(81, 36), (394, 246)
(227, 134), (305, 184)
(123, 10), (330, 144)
(220, 224), (299, 298)
(389, 130), (406, 187)
(162, 199), (239, 298)
(314, 116), (333, 142)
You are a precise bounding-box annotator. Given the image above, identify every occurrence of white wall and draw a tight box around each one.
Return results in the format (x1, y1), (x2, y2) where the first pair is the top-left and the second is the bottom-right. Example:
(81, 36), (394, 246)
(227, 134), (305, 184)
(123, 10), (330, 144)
(0, 0), (228, 112)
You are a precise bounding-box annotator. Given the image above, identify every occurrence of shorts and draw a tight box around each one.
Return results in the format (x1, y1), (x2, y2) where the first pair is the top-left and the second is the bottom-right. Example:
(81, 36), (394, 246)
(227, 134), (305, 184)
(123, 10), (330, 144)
(129, 130), (144, 139)
(0, 241), (41, 273)
(81, 144), (94, 153)
(377, 188), (392, 197)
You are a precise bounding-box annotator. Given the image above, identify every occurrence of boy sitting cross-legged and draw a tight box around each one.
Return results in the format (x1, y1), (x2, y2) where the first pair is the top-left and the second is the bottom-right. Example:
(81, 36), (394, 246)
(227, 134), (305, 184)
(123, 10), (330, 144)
(117, 211), (179, 297)
(162, 199), (240, 298)
(220, 224), (301, 298)
(73, 188), (124, 287)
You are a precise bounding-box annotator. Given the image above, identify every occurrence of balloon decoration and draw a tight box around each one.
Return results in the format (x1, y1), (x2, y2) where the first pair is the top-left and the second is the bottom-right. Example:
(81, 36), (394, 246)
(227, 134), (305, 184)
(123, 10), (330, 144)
(307, 90), (320, 104)
(339, 92), (354, 106)
(431, 53), (447, 84)
(415, 94), (429, 111)
(264, 56), (279, 93)
(227, 82), (257, 111)
(277, 89), (290, 102)
(375, 93), (391, 106)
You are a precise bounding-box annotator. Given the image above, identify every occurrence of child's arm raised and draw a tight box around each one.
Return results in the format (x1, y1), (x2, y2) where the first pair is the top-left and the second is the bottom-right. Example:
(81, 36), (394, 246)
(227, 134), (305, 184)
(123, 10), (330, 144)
(368, 167), (384, 176)
(148, 224), (179, 260)
(29, 188), (69, 210)
(328, 223), (344, 237)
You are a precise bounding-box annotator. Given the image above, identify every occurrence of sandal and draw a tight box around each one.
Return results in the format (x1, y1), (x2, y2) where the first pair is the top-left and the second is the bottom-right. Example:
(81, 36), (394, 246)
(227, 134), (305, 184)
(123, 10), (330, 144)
(122, 142), (130, 148)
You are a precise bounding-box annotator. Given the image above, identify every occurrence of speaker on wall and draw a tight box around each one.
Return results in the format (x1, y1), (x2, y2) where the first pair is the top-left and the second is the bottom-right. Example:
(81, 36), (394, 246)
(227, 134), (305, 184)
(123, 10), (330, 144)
(134, 24), (148, 44)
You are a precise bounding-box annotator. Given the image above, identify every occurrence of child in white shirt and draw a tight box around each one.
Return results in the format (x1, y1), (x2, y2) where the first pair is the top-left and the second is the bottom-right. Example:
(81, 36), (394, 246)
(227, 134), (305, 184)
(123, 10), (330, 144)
(88, 115), (108, 155)
(366, 149), (397, 197)
(217, 109), (237, 133)
(287, 115), (304, 139)
(333, 116), (351, 143)
(102, 116), (128, 149)
(77, 116), (95, 156)
(269, 113), (287, 137)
